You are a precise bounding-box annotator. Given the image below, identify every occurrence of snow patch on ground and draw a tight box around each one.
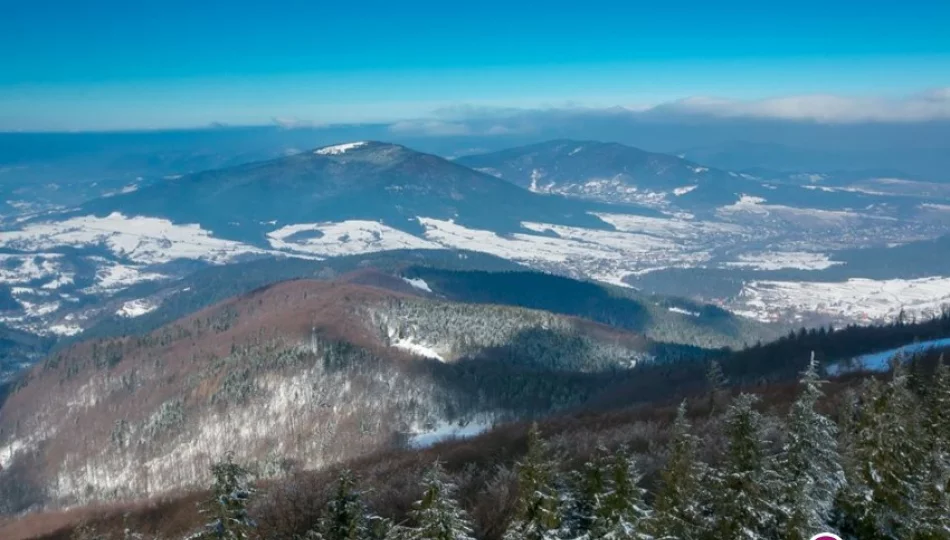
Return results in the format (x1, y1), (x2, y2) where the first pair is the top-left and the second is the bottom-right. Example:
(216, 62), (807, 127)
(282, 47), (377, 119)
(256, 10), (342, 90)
(48, 323), (83, 336)
(88, 262), (167, 293)
(401, 277), (432, 293)
(827, 338), (950, 375)
(408, 418), (494, 448)
(314, 142), (366, 155)
(0, 253), (66, 285)
(116, 298), (159, 318)
(418, 217), (710, 287)
(391, 336), (446, 362)
(41, 274), (75, 290)
(0, 439), (26, 469)
(724, 251), (843, 271)
(733, 276), (950, 323)
(0, 212), (266, 264)
(267, 221), (441, 256)
(593, 212), (745, 240)
(669, 307), (700, 317)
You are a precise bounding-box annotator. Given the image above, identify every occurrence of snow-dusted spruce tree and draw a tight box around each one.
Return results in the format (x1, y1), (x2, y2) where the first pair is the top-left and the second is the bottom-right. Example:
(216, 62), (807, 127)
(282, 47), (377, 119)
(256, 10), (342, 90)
(197, 451), (256, 539)
(645, 402), (706, 540)
(569, 449), (610, 538)
(706, 393), (780, 540)
(315, 470), (371, 540)
(596, 446), (651, 540)
(404, 460), (475, 540)
(834, 361), (926, 539)
(504, 423), (565, 540)
(776, 353), (844, 540)
(705, 361), (729, 415)
(568, 446), (650, 540)
(910, 356), (950, 539)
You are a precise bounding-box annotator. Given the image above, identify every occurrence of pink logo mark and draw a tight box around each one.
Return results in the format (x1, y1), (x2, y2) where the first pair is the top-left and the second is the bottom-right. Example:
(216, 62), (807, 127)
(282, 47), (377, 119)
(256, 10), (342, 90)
(809, 535), (842, 540)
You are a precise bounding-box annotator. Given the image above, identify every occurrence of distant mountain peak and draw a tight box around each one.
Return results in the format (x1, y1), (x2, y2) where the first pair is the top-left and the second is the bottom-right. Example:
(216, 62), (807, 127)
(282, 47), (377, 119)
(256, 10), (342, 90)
(314, 141), (368, 155)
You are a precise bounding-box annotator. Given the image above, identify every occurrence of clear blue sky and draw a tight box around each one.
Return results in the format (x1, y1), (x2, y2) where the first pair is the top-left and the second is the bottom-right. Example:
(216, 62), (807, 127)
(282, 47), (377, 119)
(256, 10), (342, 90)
(2, 0), (949, 130)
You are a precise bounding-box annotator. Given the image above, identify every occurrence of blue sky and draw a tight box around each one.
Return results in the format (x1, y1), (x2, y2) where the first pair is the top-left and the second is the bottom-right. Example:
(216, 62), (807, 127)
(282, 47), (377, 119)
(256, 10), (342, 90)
(2, 0), (949, 130)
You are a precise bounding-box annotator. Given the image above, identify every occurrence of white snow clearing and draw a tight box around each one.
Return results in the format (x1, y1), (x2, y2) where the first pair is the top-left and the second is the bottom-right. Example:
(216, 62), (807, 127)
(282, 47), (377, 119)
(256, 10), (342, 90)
(48, 323), (83, 336)
(668, 307), (700, 317)
(0, 213), (266, 265)
(267, 221), (441, 256)
(116, 298), (159, 318)
(733, 276), (950, 323)
(401, 277), (433, 293)
(417, 217), (711, 288)
(724, 252), (843, 271)
(87, 262), (167, 293)
(391, 336), (446, 362)
(717, 195), (893, 228)
(408, 418), (494, 448)
(314, 142), (367, 155)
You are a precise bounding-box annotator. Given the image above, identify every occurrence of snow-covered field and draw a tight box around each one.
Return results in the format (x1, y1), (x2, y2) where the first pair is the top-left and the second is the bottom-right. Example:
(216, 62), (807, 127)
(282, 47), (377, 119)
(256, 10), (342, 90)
(267, 221), (440, 256)
(716, 194), (893, 229)
(724, 251), (843, 271)
(401, 277), (432, 293)
(314, 142), (366, 155)
(0, 203), (947, 332)
(116, 298), (159, 318)
(417, 217), (710, 287)
(733, 276), (950, 323)
(827, 337), (950, 375)
(0, 213), (266, 265)
(408, 418), (494, 448)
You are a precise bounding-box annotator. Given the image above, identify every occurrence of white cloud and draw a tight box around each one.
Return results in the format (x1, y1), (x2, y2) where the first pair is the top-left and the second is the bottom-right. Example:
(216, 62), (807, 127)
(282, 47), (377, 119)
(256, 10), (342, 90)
(272, 117), (323, 129)
(388, 120), (473, 136)
(649, 88), (950, 123)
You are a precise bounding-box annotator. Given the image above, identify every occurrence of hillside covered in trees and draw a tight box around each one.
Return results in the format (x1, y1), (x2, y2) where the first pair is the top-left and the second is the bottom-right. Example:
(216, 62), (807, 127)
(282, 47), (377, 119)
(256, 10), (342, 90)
(7, 347), (949, 540)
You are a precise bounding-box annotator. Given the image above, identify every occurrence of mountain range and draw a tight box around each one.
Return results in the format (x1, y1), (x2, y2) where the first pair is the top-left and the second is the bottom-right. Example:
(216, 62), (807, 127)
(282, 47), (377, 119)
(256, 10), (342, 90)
(0, 138), (948, 353)
(1, 135), (950, 529)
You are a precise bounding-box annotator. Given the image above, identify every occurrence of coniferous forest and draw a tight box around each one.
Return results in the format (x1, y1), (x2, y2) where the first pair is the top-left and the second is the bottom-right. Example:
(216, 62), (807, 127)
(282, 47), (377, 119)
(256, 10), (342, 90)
(55, 351), (950, 540)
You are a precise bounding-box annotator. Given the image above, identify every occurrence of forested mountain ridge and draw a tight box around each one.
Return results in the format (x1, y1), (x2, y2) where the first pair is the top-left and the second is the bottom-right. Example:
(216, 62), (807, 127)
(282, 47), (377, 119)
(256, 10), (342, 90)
(400, 267), (778, 349)
(8, 339), (949, 540)
(0, 278), (678, 511)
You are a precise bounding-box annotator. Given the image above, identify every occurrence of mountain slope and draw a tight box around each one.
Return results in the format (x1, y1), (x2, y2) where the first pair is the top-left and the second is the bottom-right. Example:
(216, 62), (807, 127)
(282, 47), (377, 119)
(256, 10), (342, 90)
(78, 141), (609, 242)
(456, 139), (751, 208)
(399, 267), (777, 349)
(0, 278), (670, 509)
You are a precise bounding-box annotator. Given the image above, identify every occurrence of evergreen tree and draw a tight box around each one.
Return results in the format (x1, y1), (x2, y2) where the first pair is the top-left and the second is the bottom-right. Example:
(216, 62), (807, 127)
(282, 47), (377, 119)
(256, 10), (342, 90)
(198, 451), (256, 539)
(923, 356), (950, 453)
(910, 356), (950, 540)
(777, 353), (844, 540)
(596, 447), (651, 540)
(505, 423), (564, 540)
(834, 363), (926, 539)
(569, 449), (609, 538)
(317, 470), (369, 540)
(405, 461), (475, 540)
(705, 361), (729, 415)
(646, 402), (706, 540)
(570, 447), (651, 540)
(706, 393), (779, 540)
(909, 447), (950, 540)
